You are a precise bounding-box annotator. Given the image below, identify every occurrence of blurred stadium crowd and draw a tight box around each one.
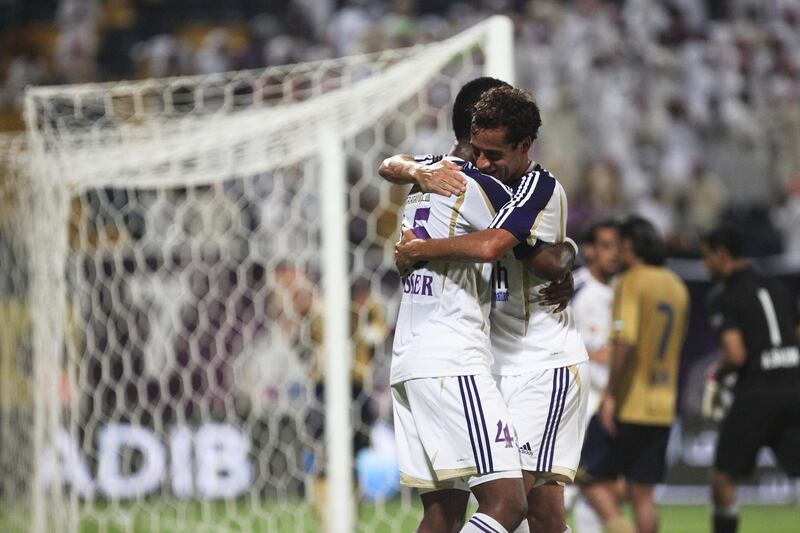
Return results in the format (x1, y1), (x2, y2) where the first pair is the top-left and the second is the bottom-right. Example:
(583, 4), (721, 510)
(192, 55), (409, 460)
(2, 0), (800, 257)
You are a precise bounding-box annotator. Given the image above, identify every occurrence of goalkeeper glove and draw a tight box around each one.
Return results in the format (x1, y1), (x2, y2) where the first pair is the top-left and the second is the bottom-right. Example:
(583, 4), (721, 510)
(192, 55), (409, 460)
(701, 363), (736, 422)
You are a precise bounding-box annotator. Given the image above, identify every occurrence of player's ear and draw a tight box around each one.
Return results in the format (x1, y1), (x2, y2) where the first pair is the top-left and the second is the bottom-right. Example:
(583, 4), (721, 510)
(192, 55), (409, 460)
(519, 136), (532, 153)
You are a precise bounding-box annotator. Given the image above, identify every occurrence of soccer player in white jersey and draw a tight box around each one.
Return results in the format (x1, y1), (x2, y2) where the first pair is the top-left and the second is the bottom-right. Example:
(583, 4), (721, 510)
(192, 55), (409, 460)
(384, 78), (577, 533)
(396, 86), (589, 533)
(567, 220), (620, 533)
(572, 220), (620, 418)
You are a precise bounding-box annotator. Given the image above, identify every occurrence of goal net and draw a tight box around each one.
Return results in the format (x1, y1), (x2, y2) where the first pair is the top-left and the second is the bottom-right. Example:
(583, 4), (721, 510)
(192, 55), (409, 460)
(7, 16), (513, 533)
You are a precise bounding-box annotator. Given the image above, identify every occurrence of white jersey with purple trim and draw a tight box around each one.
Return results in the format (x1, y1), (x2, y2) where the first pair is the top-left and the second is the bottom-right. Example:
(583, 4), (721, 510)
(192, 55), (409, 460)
(488, 163), (589, 375)
(390, 158), (512, 385)
(571, 267), (613, 352)
(571, 266), (613, 412)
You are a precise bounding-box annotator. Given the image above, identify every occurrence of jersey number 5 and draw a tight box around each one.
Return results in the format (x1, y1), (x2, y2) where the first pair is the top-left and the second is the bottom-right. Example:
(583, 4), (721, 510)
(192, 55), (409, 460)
(412, 207), (431, 239)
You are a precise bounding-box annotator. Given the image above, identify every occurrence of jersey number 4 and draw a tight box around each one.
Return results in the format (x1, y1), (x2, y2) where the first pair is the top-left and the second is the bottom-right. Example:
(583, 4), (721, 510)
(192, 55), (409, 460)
(494, 421), (514, 448)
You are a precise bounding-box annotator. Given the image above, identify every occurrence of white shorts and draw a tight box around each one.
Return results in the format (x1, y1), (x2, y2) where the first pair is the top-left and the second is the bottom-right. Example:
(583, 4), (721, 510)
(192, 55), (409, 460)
(392, 374), (522, 490)
(496, 362), (589, 483)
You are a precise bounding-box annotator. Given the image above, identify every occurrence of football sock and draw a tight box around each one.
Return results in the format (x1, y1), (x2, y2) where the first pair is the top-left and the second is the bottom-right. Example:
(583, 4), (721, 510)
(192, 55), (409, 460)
(574, 497), (603, 533)
(563, 484), (578, 510)
(712, 506), (739, 533)
(461, 513), (509, 533)
(604, 515), (635, 533)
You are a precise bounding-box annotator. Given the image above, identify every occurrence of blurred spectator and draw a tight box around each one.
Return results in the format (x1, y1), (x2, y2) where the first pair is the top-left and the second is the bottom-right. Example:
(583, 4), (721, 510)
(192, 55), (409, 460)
(3, 48), (46, 107)
(684, 161), (728, 234)
(773, 177), (800, 258)
(54, 0), (98, 83)
(195, 29), (231, 74)
(131, 34), (191, 78)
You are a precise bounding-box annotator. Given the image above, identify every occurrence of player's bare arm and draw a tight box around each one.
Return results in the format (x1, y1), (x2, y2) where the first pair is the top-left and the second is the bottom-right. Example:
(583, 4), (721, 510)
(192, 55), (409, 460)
(395, 228), (576, 309)
(717, 329), (747, 372)
(524, 240), (576, 282)
(396, 227), (514, 264)
(377, 155), (467, 196)
(396, 227), (575, 279)
(599, 339), (634, 436)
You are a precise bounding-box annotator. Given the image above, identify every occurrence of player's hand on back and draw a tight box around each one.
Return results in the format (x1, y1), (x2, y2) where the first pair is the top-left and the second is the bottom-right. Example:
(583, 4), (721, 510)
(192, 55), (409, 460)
(539, 271), (574, 312)
(415, 159), (467, 197)
(395, 228), (422, 275)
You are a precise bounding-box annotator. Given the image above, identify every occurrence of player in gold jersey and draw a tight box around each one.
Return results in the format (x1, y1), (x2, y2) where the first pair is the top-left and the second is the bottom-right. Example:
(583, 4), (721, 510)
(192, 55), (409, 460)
(578, 216), (689, 533)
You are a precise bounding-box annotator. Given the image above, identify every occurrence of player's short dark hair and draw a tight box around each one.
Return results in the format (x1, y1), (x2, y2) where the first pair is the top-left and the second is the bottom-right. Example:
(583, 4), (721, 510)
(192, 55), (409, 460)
(702, 225), (744, 258)
(580, 218), (618, 245)
(451, 77), (510, 142)
(471, 86), (542, 146)
(618, 215), (666, 266)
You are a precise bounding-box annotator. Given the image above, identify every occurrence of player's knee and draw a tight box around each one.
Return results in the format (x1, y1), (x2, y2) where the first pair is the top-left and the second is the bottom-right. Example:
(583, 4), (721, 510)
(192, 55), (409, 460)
(496, 487), (528, 526)
(507, 489), (528, 526)
(474, 479), (527, 528)
(529, 509), (566, 533)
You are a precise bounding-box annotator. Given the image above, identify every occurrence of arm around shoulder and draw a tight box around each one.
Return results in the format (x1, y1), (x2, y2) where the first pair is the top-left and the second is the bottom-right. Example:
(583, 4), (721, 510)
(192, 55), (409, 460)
(378, 154), (419, 185)
(400, 228), (518, 263)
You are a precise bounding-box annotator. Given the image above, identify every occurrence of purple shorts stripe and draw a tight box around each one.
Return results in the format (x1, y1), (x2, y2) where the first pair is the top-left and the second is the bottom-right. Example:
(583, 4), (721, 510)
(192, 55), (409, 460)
(463, 376), (488, 474)
(469, 375), (494, 473)
(469, 517), (497, 533)
(546, 368), (570, 470)
(458, 376), (483, 474)
(537, 368), (563, 471)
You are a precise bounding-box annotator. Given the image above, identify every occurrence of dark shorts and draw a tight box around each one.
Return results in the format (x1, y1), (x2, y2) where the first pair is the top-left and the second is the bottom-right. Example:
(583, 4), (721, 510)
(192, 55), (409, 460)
(578, 415), (671, 485)
(715, 386), (800, 479)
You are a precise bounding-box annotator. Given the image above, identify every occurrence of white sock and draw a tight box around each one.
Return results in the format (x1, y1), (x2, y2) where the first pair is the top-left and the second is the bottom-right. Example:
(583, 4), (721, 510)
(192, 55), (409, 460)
(564, 484), (579, 510)
(511, 518), (530, 533)
(461, 512), (509, 533)
(574, 496), (603, 533)
(563, 527), (572, 532)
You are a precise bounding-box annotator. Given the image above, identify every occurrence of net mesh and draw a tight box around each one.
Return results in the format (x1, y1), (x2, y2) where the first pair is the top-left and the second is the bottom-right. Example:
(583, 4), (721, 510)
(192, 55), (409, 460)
(0, 133), (38, 533)
(6, 18), (503, 533)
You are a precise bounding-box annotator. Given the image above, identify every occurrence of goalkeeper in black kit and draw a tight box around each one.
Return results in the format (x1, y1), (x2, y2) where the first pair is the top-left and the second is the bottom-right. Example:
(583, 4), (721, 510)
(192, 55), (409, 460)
(700, 225), (800, 533)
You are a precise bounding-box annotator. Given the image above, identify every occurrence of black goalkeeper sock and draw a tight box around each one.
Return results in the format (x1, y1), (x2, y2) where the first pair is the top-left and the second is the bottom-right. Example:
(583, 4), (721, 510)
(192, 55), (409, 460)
(712, 510), (739, 533)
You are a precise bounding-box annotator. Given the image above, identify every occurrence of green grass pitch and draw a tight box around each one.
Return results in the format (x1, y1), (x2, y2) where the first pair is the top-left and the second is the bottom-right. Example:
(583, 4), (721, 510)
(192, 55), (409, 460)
(2, 501), (798, 532)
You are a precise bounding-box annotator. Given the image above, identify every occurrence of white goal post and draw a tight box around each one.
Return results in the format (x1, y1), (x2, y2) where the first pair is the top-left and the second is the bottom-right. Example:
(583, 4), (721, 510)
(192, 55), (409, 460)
(4, 15), (514, 533)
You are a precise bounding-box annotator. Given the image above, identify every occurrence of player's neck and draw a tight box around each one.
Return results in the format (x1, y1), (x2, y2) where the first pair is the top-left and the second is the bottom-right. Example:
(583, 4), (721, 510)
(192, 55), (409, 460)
(449, 141), (473, 162)
(723, 259), (749, 279)
(625, 256), (643, 270)
(509, 159), (536, 184)
(589, 265), (611, 285)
